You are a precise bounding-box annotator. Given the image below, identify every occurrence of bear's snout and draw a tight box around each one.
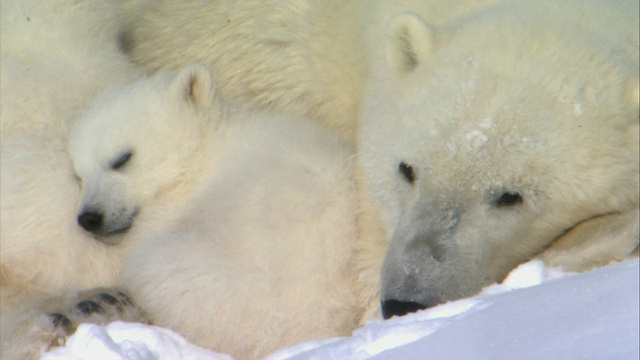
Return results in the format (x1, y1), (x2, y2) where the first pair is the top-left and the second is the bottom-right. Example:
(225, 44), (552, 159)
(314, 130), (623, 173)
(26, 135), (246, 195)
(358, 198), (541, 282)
(381, 299), (427, 319)
(76, 206), (138, 242)
(78, 211), (103, 233)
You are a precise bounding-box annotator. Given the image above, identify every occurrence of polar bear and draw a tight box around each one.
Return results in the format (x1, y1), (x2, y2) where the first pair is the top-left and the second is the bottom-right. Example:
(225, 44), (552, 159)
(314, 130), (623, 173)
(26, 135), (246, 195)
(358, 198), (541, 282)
(0, 0), (142, 358)
(355, 0), (639, 319)
(67, 64), (359, 359)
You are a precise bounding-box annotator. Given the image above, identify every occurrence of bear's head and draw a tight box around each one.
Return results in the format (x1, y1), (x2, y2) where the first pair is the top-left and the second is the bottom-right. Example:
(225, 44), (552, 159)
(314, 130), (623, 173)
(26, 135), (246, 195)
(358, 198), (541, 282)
(69, 64), (218, 244)
(360, 10), (639, 318)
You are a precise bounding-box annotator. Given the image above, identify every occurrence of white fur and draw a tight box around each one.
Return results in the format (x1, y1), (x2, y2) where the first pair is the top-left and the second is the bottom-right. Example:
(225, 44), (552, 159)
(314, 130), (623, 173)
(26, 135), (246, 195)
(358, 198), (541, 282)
(119, 0), (506, 146)
(118, 0), (546, 322)
(0, 0), (141, 358)
(68, 65), (359, 359)
(357, 0), (639, 317)
(120, 0), (370, 145)
(3, 0), (638, 357)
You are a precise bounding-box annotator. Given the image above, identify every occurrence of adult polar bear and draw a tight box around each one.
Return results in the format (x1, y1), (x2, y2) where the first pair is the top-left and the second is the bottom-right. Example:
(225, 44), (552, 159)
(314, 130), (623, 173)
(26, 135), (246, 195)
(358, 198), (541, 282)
(119, 0), (525, 319)
(4, 0), (637, 358)
(123, 0), (638, 321)
(359, 1), (639, 317)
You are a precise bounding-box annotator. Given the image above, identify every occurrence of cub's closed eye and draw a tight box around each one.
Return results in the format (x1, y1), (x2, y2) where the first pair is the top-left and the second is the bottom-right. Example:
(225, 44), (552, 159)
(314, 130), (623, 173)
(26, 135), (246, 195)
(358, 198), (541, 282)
(111, 151), (133, 170)
(398, 161), (416, 184)
(496, 192), (523, 207)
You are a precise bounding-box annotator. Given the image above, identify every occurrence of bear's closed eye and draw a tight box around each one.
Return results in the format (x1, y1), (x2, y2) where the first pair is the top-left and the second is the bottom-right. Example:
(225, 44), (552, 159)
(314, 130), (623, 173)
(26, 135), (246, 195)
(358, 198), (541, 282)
(111, 151), (133, 170)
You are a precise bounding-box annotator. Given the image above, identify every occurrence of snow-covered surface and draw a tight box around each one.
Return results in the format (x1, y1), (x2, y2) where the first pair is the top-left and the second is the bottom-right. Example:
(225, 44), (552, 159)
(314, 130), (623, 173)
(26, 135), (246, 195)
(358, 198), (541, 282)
(43, 259), (639, 360)
(41, 322), (231, 360)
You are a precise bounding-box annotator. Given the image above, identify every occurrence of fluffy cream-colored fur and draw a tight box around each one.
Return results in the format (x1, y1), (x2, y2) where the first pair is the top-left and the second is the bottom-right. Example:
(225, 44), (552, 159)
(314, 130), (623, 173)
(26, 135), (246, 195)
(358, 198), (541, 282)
(0, 0), (141, 358)
(120, 0), (369, 144)
(119, 0), (508, 146)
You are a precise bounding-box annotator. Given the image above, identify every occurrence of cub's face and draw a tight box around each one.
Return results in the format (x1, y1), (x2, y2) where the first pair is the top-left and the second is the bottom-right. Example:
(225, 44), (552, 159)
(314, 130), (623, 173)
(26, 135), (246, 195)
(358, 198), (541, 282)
(69, 65), (214, 244)
(361, 13), (639, 317)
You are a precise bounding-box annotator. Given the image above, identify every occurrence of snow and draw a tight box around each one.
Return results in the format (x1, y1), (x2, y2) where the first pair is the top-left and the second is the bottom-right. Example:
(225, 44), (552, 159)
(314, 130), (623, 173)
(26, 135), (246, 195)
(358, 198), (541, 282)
(41, 322), (231, 360)
(42, 259), (639, 360)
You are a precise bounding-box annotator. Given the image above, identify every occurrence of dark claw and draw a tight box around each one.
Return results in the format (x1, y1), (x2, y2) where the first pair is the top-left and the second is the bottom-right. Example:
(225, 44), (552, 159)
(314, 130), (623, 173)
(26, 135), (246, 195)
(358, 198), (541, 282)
(76, 300), (104, 316)
(49, 313), (73, 332)
(117, 292), (134, 306)
(98, 293), (120, 305)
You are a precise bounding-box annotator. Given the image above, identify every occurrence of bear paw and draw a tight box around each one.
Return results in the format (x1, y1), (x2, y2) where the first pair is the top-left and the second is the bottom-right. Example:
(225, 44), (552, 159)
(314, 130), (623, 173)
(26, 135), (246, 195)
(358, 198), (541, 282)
(1, 288), (149, 359)
(43, 288), (149, 350)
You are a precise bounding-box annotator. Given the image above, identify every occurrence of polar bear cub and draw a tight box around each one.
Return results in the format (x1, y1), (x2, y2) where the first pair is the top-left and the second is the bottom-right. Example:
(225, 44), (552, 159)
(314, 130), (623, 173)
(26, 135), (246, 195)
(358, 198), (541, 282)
(68, 64), (360, 359)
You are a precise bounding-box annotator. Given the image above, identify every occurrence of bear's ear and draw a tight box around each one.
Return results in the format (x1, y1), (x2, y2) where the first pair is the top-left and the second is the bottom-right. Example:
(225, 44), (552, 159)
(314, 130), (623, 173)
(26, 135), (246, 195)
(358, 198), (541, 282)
(172, 64), (214, 109)
(386, 13), (436, 78)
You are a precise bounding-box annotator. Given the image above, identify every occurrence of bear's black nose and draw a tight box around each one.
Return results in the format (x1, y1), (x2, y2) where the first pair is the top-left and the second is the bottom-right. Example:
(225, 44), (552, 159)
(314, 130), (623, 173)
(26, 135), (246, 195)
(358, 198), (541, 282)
(381, 299), (427, 319)
(78, 211), (103, 233)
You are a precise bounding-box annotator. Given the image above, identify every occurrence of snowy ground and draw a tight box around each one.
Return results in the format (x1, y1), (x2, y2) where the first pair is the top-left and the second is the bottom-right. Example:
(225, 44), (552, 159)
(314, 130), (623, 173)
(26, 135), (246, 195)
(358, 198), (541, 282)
(42, 259), (639, 360)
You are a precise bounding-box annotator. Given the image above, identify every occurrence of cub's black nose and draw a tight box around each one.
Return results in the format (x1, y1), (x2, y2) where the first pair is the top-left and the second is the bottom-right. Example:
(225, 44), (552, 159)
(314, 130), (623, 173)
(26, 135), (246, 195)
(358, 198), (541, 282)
(78, 211), (103, 233)
(381, 299), (427, 319)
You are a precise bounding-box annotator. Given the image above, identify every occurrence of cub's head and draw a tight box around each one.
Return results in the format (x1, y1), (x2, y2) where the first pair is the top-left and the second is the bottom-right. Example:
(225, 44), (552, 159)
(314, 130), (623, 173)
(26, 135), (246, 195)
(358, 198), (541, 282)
(360, 11), (639, 318)
(69, 64), (217, 244)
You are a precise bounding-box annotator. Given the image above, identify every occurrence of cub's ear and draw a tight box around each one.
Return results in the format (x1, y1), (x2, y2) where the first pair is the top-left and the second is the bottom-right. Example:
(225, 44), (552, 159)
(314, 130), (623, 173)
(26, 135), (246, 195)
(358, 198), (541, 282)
(172, 64), (215, 109)
(386, 12), (436, 77)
